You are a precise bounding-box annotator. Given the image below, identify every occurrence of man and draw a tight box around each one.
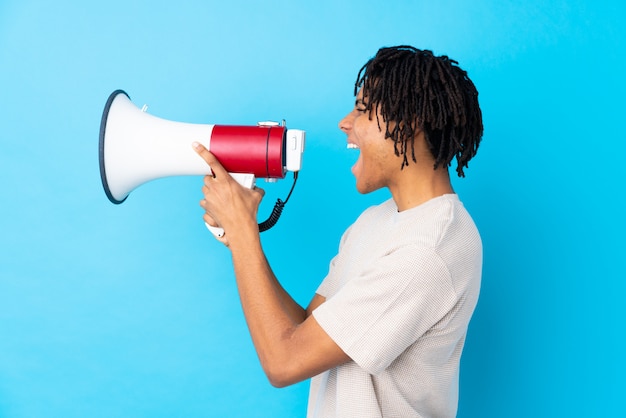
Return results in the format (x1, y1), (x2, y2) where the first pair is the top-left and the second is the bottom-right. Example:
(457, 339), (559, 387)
(193, 45), (483, 417)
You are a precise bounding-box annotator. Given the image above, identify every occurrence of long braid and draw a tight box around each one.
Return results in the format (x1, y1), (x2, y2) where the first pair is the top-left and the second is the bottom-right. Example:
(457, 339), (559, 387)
(355, 46), (483, 177)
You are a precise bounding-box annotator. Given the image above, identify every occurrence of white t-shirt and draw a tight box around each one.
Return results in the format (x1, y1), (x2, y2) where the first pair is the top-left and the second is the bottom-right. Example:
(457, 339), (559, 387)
(309, 195), (482, 418)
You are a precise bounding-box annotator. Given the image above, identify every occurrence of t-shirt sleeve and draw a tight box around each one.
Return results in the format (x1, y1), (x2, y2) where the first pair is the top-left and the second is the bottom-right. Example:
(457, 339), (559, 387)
(312, 245), (458, 375)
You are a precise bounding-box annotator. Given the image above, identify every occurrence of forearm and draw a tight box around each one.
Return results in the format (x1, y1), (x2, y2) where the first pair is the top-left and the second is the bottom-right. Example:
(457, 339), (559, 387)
(256, 250), (307, 323)
(228, 232), (306, 379)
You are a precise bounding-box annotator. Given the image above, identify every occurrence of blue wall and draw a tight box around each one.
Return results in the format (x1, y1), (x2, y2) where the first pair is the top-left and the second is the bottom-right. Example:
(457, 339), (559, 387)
(1, 1), (624, 416)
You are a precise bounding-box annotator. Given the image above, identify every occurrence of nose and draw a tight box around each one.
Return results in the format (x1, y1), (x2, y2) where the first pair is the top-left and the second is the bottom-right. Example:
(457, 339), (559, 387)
(339, 112), (353, 133)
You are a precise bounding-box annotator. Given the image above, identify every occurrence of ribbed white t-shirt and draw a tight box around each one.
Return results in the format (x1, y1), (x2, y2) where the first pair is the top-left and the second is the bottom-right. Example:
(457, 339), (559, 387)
(308, 195), (482, 418)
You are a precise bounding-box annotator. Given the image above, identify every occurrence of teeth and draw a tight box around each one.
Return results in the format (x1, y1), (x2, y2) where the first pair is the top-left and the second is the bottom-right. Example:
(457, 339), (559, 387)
(347, 143), (359, 149)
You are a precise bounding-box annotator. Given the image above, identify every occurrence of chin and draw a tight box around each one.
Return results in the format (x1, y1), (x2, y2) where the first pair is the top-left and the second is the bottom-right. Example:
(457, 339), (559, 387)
(355, 180), (380, 195)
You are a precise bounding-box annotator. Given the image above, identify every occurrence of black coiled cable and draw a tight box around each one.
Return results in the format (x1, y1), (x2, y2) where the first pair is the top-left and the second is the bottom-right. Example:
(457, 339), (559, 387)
(258, 172), (298, 232)
(258, 198), (285, 232)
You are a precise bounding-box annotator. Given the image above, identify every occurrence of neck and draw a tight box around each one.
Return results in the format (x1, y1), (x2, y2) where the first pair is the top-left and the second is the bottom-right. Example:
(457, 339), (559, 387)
(389, 163), (454, 211)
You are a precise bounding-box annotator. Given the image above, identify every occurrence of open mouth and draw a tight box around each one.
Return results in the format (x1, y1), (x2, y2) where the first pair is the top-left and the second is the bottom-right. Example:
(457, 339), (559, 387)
(347, 143), (361, 177)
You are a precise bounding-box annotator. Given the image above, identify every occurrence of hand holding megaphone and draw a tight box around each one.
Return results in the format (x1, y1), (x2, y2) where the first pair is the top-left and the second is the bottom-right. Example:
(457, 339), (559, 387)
(201, 173), (258, 239)
(193, 142), (265, 239)
(99, 90), (305, 236)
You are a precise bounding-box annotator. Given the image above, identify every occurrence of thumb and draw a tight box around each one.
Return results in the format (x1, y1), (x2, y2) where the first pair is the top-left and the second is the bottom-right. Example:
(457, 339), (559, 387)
(254, 186), (266, 198)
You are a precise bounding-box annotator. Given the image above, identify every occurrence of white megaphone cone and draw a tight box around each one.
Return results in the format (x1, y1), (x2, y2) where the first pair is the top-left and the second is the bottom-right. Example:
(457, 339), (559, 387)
(99, 90), (305, 234)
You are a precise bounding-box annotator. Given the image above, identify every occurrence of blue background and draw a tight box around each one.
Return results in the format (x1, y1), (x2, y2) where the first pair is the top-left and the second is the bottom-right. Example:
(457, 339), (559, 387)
(1, 1), (624, 417)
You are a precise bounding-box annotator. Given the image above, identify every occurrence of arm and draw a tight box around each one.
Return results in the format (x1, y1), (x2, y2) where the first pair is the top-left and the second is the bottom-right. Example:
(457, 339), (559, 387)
(193, 143), (349, 387)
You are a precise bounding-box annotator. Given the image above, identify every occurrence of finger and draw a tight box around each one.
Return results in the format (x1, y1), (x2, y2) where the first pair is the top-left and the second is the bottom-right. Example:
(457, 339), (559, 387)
(192, 142), (227, 178)
(203, 212), (218, 227)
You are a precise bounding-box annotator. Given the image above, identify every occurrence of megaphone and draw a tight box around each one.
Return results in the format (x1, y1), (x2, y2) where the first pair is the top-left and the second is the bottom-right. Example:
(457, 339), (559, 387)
(99, 89), (305, 235)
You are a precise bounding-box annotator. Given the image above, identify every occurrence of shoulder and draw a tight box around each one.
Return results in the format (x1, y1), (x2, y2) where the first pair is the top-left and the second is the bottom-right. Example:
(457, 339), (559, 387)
(397, 195), (479, 244)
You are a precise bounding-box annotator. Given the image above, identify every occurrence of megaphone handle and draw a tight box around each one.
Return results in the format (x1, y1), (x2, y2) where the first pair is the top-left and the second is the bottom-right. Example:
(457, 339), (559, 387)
(204, 172), (256, 238)
(205, 223), (226, 238)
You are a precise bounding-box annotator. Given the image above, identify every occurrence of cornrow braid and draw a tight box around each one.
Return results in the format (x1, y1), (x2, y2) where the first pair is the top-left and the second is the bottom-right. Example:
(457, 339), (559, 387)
(355, 46), (483, 177)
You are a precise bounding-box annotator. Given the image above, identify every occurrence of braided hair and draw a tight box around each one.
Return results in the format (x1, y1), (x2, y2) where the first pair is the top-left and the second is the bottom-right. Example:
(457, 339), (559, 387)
(355, 46), (483, 177)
